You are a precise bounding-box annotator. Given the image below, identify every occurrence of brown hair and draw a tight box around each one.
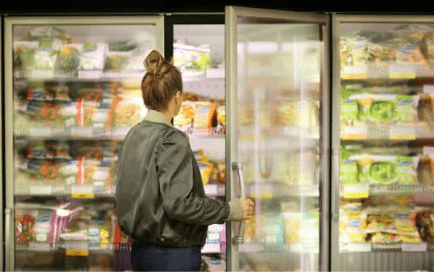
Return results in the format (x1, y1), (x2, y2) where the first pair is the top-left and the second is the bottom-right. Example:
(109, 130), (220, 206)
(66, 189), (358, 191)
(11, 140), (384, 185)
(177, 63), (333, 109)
(142, 50), (183, 111)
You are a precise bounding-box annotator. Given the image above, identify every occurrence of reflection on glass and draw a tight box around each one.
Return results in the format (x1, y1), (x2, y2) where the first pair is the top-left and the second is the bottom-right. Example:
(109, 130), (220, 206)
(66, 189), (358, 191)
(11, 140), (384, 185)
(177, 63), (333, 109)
(236, 21), (322, 271)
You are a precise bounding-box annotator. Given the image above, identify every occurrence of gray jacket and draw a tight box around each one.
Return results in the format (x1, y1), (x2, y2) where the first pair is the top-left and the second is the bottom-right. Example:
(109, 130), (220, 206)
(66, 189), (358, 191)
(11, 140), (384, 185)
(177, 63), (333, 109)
(116, 110), (241, 247)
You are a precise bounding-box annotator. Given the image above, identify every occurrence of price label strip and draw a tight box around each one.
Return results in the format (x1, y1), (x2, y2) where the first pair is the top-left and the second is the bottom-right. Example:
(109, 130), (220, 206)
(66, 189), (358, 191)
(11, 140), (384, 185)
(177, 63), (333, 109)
(342, 126), (367, 140)
(342, 66), (367, 80)
(71, 185), (94, 199)
(389, 65), (416, 79)
(65, 241), (89, 256)
(342, 184), (369, 199)
(389, 125), (416, 140)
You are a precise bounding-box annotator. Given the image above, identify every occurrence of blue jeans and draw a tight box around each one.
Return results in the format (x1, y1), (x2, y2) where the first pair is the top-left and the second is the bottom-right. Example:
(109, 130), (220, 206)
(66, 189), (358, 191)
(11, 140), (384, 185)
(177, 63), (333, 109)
(131, 240), (202, 271)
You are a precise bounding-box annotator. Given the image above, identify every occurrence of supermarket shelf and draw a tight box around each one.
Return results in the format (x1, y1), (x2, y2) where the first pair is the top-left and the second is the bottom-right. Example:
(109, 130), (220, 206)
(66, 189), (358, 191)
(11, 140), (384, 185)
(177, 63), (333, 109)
(15, 70), (145, 81)
(340, 242), (434, 253)
(15, 126), (225, 141)
(340, 184), (434, 199)
(341, 64), (434, 80)
(239, 243), (319, 253)
(341, 123), (433, 141)
(16, 242), (224, 254)
(15, 184), (224, 198)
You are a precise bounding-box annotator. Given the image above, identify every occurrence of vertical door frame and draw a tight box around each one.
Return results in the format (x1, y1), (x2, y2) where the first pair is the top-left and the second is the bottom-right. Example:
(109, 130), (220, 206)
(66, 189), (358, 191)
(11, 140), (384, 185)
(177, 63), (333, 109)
(225, 6), (330, 271)
(0, 14), (4, 272)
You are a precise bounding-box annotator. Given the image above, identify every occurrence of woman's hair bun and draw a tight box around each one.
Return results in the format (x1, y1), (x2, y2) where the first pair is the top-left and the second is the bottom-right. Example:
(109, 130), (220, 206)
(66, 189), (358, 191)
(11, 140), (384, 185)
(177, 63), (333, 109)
(144, 50), (170, 77)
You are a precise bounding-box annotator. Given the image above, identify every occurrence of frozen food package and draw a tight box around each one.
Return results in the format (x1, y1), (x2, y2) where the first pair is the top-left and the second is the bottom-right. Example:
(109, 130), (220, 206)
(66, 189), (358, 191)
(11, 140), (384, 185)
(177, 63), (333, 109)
(173, 43), (211, 75)
(350, 93), (418, 123)
(105, 51), (131, 72)
(55, 43), (82, 72)
(358, 155), (417, 185)
(33, 209), (53, 243)
(26, 140), (49, 159)
(26, 160), (63, 186)
(15, 211), (36, 243)
(14, 41), (39, 71)
(61, 159), (83, 188)
(79, 43), (107, 71)
(60, 101), (82, 128)
(263, 214), (285, 250)
(174, 102), (195, 128)
(197, 161), (217, 185)
(33, 38), (61, 71)
(23, 101), (62, 127)
(125, 48), (149, 71)
(112, 98), (143, 128)
(342, 149), (418, 185)
(193, 102), (211, 129)
(278, 100), (319, 128)
(340, 149), (359, 185)
(217, 104), (226, 127)
(351, 37), (369, 66)
(277, 150), (318, 185)
(417, 155), (434, 185)
(283, 212), (301, 243)
(415, 209), (434, 242)
(396, 44), (427, 65)
(238, 103), (254, 126)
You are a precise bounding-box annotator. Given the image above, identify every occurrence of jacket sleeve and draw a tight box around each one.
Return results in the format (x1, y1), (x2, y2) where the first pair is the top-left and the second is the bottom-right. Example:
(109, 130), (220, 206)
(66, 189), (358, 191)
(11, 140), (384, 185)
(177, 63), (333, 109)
(157, 129), (230, 225)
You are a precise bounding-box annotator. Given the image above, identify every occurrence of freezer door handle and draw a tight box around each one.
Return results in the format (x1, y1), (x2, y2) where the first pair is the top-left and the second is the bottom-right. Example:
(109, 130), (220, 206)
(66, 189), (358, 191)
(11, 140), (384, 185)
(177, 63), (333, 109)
(232, 162), (246, 245)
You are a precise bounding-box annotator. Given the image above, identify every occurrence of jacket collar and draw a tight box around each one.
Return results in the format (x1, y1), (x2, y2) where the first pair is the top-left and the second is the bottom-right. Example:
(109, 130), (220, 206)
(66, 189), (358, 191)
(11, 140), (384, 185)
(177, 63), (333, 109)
(144, 109), (173, 126)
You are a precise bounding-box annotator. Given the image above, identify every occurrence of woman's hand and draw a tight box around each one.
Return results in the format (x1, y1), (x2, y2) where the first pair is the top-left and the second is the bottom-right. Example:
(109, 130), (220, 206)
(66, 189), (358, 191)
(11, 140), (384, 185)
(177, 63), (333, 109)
(240, 198), (254, 220)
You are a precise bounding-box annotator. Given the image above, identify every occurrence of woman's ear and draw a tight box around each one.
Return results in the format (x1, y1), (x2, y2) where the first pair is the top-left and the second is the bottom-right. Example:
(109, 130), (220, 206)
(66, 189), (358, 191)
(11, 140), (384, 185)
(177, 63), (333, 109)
(176, 91), (183, 105)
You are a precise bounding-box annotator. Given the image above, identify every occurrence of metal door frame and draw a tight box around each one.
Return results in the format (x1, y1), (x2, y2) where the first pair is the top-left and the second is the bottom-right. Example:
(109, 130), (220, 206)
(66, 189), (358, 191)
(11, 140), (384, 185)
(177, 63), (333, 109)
(225, 6), (331, 271)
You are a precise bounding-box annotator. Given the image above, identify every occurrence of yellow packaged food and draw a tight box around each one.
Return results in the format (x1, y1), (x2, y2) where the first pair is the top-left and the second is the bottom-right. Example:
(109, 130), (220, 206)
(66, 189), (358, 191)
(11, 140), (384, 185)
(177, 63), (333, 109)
(283, 213), (301, 243)
(400, 232), (421, 243)
(174, 103), (195, 127)
(197, 162), (216, 185)
(193, 102), (210, 129)
(278, 100), (319, 128)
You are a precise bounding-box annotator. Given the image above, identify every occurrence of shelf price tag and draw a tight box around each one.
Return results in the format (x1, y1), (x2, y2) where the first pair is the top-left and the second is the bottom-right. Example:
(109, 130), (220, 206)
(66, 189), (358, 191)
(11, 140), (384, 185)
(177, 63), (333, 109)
(342, 66), (367, 80)
(30, 185), (52, 195)
(71, 185), (94, 199)
(65, 241), (88, 256)
(342, 184), (369, 199)
(402, 242), (427, 252)
(342, 126), (367, 140)
(389, 65), (416, 79)
(345, 243), (371, 252)
(389, 125), (416, 140)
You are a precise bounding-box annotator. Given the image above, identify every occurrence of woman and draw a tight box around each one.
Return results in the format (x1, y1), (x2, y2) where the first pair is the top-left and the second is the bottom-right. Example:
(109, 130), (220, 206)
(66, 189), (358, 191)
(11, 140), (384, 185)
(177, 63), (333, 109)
(115, 50), (254, 271)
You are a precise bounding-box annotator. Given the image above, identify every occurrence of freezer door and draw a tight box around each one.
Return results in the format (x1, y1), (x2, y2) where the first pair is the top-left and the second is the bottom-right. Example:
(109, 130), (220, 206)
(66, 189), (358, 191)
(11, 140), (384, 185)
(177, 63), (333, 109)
(4, 16), (163, 272)
(225, 6), (330, 272)
(333, 14), (434, 272)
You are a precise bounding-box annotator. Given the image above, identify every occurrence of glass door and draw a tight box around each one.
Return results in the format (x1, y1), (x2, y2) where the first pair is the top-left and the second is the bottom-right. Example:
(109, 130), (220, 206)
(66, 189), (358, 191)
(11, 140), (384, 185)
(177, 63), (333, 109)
(225, 6), (330, 271)
(4, 16), (163, 271)
(333, 14), (434, 271)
